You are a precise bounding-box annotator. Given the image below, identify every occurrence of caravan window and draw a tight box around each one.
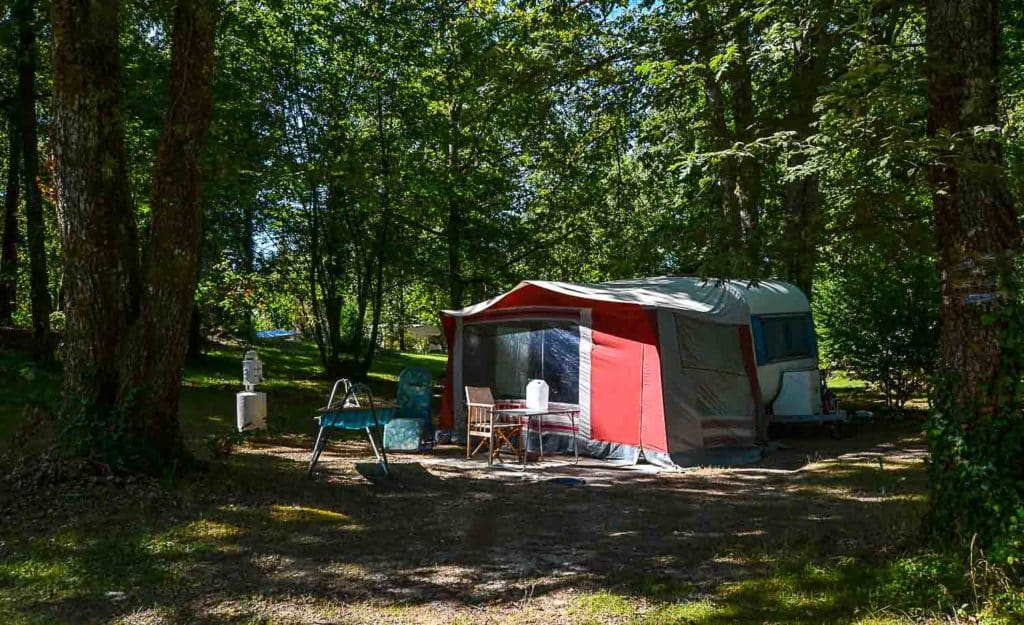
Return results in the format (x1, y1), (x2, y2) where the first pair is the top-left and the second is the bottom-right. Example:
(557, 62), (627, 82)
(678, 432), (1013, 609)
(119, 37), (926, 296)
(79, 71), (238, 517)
(751, 314), (816, 364)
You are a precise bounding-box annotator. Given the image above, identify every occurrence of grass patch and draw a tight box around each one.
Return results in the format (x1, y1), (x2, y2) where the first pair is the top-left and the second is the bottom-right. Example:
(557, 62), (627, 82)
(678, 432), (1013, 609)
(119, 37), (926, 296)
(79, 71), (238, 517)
(572, 553), (1021, 625)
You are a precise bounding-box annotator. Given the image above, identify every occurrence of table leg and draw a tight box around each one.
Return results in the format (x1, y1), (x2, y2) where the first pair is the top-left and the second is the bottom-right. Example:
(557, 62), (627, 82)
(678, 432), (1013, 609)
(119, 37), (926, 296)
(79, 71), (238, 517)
(538, 415), (544, 461)
(572, 411), (579, 464)
(521, 415), (530, 471)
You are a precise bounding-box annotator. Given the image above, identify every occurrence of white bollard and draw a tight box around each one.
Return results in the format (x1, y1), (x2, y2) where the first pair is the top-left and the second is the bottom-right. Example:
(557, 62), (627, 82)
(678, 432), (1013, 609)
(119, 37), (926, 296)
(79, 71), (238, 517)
(236, 391), (267, 432)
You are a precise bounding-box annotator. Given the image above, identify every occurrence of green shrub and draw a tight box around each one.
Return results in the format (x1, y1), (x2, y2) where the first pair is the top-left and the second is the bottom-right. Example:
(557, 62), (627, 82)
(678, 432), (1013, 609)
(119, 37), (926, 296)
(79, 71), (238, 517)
(815, 249), (938, 409)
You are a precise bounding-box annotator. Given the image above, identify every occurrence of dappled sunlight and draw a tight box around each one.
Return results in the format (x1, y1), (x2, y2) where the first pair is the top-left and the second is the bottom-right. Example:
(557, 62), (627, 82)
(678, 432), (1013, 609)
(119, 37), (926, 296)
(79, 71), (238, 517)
(0, 392), (950, 624)
(140, 519), (245, 557)
(269, 504), (356, 525)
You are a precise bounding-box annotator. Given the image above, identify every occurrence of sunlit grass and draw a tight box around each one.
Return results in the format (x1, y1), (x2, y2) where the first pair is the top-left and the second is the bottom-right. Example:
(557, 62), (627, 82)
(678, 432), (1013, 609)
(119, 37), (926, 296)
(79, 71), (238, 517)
(269, 504), (354, 525)
(141, 519), (244, 557)
(570, 557), (947, 625)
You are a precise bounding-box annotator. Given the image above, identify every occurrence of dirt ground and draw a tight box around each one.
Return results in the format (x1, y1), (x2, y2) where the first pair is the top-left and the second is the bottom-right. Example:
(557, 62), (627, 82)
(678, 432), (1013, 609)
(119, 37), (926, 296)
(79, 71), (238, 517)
(2, 418), (930, 624)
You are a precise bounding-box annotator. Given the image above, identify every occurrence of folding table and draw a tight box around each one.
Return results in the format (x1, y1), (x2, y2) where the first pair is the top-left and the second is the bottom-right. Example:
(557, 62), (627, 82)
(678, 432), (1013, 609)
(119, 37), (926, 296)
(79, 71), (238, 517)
(491, 403), (581, 469)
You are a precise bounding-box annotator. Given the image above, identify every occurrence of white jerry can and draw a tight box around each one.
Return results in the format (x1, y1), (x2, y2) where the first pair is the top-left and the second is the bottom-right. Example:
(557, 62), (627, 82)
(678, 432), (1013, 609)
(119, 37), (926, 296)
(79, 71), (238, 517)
(526, 379), (549, 411)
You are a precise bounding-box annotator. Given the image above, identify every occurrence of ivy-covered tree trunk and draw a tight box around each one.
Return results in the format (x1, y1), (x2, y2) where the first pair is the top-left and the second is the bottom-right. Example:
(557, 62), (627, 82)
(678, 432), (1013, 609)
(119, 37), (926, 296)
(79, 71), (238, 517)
(52, 0), (215, 471)
(53, 0), (140, 439)
(0, 113), (19, 326)
(926, 0), (1024, 547)
(15, 0), (52, 361)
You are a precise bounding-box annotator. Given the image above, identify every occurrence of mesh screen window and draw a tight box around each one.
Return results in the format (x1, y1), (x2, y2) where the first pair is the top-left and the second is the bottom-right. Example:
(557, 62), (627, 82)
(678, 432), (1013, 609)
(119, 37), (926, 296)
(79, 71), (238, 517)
(462, 320), (580, 403)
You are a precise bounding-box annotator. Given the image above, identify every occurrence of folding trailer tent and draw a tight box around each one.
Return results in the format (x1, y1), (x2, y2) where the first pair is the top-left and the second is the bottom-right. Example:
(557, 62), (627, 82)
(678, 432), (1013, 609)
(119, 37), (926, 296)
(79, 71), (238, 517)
(439, 276), (820, 467)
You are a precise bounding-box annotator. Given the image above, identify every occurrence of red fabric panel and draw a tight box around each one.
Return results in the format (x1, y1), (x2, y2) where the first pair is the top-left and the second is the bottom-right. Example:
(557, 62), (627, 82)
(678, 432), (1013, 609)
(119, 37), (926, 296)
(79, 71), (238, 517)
(588, 302), (659, 447)
(639, 310), (667, 453)
(590, 324), (643, 445)
(439, 313), (456, 430)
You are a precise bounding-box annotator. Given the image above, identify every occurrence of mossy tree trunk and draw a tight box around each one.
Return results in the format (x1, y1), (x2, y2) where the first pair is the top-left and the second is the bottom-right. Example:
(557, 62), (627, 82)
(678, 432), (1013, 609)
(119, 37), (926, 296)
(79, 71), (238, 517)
(926, 0), (1024, 547)
(52, 0), (216, 472)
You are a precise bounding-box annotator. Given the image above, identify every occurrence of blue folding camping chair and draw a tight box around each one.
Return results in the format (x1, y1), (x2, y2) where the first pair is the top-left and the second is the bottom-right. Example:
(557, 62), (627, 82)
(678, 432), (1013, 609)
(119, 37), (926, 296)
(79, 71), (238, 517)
(383, 366), (434, 450)
(308, 380), (397, 477)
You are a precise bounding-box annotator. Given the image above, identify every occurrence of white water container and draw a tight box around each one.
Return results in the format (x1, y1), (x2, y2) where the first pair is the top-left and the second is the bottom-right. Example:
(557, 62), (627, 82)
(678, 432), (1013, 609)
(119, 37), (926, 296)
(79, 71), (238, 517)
(236, 391), (267, 432)
(526, 379), (549, 411)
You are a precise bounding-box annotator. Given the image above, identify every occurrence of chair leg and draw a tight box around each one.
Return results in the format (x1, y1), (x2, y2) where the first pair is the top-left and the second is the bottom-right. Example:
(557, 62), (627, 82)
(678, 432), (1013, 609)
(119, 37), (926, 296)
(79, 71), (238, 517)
(308, 426), (329, 475)
(466, 429), (471, 459)
(487, 431), (494, 466)
(471, 436), (488, 457)
(365, 426), (388, 477)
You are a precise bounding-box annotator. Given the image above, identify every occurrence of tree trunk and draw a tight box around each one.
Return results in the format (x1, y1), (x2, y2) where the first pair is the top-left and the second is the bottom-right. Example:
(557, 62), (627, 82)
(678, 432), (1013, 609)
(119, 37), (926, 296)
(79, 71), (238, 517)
(186, 303), (203, 360)
(396, 285), (406, 352)
(323, 284), (344, 374)
(726, 16), (762, 277)
(695, 27), (742, 253)
(693, 7), (762, 278)
(0, 113), (19, 326)
(15, 0), (52, 361)
(447, 195), (463, 310)
(116, 0), (216, 462)
(53, 0), (140, 434)
(362, 94), (391, 375)
(305, 193), (328, 367)
(348, 244), (371, 359)
(782, 173), (821, 296)
(319, 182), (348, 375)
(53, 0), (216, 471)
(926, 0), (1023, 547)
(446, 96), (464, 310)
(241, 199), (255, 341)
(783, 23), (830, 297)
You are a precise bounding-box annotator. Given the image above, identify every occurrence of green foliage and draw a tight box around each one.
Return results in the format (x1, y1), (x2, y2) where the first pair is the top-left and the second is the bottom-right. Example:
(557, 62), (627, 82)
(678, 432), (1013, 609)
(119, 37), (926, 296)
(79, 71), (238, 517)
(815, 250), (938, 409)
(205, 429), (248, 463)
(927, 292), (1024, 581)
(59, 388), (151, 474)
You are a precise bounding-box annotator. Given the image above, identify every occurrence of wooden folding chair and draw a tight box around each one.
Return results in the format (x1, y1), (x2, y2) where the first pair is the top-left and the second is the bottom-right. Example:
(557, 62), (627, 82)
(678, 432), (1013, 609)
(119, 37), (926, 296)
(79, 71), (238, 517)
(465, 386), (523, 465)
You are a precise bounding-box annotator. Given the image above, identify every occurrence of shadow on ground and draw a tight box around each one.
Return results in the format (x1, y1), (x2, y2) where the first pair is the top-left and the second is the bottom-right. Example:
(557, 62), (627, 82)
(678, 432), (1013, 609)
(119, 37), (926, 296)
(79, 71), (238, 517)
(0, 417), (936, 625)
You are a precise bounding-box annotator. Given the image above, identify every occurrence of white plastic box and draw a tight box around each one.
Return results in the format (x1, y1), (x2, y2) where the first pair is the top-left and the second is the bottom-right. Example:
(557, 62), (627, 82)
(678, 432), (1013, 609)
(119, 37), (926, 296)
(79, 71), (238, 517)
(236, 391), (267, 432)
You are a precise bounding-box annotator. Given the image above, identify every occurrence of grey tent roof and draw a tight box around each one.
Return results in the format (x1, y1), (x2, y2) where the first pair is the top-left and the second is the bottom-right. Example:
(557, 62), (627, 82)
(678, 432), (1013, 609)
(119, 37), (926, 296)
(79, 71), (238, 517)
(445, 276), (809, 325)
